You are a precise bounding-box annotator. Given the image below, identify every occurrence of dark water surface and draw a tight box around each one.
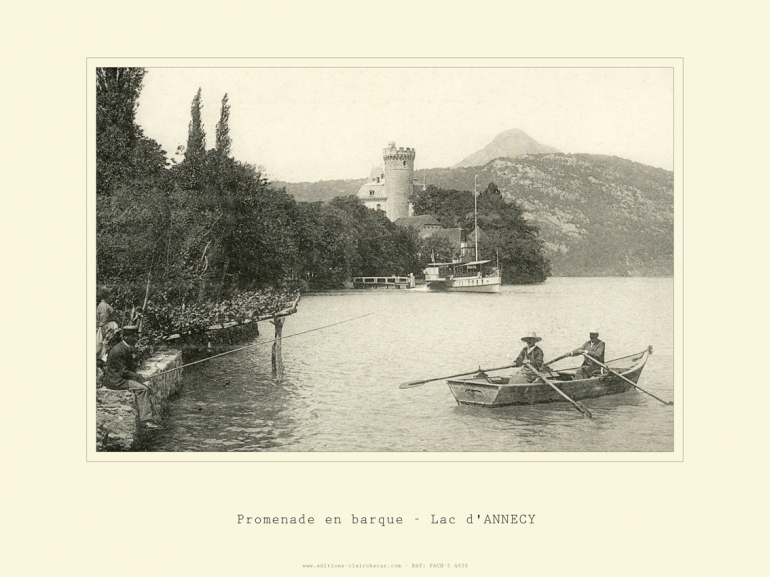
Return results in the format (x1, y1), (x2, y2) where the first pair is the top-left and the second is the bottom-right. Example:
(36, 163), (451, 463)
(146, 277), (674, 452)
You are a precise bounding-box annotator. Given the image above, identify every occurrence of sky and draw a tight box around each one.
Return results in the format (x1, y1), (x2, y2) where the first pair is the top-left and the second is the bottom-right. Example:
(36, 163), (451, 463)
(135, 67), (674, 182)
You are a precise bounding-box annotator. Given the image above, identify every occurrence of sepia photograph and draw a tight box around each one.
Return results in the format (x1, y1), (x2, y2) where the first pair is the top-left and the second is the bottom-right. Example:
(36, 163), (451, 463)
(92, 63), (677, 454)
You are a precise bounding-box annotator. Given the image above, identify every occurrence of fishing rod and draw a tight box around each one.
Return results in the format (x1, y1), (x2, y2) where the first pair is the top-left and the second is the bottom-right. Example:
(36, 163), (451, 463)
(147, 312), (374, 379)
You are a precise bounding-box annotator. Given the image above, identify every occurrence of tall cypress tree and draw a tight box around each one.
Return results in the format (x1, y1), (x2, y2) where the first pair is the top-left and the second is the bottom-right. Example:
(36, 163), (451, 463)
(215, 93), (231, 157)
(186, 88), (206, 162)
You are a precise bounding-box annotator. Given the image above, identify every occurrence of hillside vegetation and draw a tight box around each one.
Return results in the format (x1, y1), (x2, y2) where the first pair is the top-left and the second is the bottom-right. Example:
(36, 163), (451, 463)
(425, 154), (673, 276)
(279, 153), (673, 277)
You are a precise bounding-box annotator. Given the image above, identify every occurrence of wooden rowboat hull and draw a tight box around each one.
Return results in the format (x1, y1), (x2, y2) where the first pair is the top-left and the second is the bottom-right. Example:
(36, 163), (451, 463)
(447, 348), (650, 408)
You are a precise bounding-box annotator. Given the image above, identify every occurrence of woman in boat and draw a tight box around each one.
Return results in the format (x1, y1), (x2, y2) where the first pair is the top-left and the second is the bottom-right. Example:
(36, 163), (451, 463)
(510, 332), (547, 383)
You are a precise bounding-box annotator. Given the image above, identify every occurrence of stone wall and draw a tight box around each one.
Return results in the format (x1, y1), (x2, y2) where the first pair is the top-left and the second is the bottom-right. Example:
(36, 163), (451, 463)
(96, 349), (183, 451)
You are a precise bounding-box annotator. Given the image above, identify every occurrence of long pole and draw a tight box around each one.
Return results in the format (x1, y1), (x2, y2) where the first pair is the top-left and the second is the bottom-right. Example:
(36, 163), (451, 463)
(474, 175), (479, 261)
(525, 361), (593, 419)
(147, 312), (374, 379)
(138, 272), (151, 334)
(399, 363), (515, 389)
(580, 351), (672, 405)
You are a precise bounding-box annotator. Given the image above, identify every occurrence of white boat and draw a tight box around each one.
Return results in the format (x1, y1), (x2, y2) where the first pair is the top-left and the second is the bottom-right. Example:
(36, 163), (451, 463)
(422, 176), (502, 293)
(424, 260), (501, 292)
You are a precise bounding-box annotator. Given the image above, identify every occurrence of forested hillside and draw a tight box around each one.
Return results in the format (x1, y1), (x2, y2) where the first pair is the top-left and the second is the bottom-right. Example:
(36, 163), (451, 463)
(422, 154), (673, 276)
(280, 154), (674, 277)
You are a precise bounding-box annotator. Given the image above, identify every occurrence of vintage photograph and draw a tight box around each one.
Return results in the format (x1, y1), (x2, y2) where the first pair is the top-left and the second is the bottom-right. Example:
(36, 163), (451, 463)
(93, 64), (676, 453)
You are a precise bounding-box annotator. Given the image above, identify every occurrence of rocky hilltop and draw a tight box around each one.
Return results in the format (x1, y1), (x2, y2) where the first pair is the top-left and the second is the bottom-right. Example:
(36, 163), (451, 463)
(276, 152), (673, 277)
(453, 128), (560, 168)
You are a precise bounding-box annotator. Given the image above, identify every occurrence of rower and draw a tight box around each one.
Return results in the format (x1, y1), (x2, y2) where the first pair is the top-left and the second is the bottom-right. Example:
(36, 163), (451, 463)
(570, 329), (606, 380)
(510, 332), (547, 383)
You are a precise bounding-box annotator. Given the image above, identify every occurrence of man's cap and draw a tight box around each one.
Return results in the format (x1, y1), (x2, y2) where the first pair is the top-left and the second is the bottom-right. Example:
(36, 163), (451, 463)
(122, 325), (139, 335)
(521, 331), (542, 343)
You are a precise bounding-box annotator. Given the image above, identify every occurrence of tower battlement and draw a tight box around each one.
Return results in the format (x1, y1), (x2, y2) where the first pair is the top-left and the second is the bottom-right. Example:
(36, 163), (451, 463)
(383, 142), (416, 169)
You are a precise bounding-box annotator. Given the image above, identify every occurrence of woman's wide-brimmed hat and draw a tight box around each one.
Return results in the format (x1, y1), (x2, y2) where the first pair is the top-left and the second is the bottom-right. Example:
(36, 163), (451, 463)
(521, 332), (542, 343)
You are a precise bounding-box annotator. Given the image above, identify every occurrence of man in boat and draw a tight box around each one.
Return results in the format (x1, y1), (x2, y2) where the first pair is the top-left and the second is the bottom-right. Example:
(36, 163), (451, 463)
(510, 332), (548, 383)
(103, 325), (161, 430)
(570, 329), (606, 380)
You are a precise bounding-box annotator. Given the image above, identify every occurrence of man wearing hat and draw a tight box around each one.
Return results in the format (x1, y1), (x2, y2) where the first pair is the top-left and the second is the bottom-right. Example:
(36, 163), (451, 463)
(570, 329), (606, 380)
(510, 332), (547, 383)
(103, 326), (161, 429)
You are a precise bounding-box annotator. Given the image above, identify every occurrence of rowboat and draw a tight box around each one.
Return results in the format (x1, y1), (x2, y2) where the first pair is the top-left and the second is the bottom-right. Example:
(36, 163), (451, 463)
(447, 347), (652, 407)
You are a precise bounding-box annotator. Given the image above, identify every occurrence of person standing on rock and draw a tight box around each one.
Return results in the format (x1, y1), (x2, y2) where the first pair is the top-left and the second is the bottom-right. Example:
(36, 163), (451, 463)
(96, 287), (120, 366)
(104, 326), (161, 430)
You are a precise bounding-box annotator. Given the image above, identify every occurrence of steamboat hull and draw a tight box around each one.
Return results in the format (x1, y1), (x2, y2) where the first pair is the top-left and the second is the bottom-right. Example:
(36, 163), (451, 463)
(427, 277), (501, 293)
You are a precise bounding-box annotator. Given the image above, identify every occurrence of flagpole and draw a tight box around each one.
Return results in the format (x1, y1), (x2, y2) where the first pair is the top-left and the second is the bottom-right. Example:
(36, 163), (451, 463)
(474, 175), (479, 261)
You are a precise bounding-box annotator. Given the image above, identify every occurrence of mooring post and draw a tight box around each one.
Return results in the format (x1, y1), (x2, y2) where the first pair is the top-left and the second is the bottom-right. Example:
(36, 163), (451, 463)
(270, 315), (285, 380)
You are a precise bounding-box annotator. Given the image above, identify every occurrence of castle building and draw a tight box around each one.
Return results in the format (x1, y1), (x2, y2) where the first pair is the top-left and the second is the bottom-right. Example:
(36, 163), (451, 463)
(357, 142), (418, 221)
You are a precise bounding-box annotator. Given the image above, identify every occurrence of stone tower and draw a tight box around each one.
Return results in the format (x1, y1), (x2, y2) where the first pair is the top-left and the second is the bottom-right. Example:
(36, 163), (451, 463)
(382, 142), (415, 221)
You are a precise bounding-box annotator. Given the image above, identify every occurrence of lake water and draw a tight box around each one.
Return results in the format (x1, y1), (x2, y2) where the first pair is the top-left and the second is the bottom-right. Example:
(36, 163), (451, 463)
(146, 277), (674, 453)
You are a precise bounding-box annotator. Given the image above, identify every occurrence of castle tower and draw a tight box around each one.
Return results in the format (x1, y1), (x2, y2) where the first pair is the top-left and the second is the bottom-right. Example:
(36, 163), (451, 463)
(382, 142), (415, 221)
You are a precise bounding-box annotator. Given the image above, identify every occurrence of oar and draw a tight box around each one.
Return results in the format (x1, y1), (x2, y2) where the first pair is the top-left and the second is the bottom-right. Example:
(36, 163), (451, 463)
(399, 363), (514, 389)
(580, 352), (673, 406)
(543, 352), (574, 367)
(524, 361), (593, 419)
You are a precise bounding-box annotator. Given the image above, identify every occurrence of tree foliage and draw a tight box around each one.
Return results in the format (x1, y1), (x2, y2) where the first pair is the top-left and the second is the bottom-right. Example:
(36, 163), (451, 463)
(96, 68), (166, 195)
(215, 93), (232, 157)
(411, 182), (550, 283)
(97, 68), (459, 361)
(291, 196), (421, 289)
(186, 88), (206, 163)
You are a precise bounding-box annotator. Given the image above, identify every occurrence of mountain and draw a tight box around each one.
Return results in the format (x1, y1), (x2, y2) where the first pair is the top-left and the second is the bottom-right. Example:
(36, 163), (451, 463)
(274, 153), (674, 277)
(423, 154), (673, 277)
(452, 128), (560, 168)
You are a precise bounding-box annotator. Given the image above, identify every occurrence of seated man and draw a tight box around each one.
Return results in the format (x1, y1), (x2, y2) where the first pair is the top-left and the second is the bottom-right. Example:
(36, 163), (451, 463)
(104, 326), (161, 430)
(570, 329), (606, 380)
(510, 332), (548, 383)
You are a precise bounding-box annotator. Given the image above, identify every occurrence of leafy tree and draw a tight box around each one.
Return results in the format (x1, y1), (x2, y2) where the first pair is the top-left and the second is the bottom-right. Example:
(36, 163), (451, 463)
(418, 234), (457, 266)
(411, 182), (550, 284)
(410, 184), (474, 229)
(289, 196), (422, 289)
(215, 93), (232, 157)
(186, 88), (206, 163)
(96, 68), (164, 195)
